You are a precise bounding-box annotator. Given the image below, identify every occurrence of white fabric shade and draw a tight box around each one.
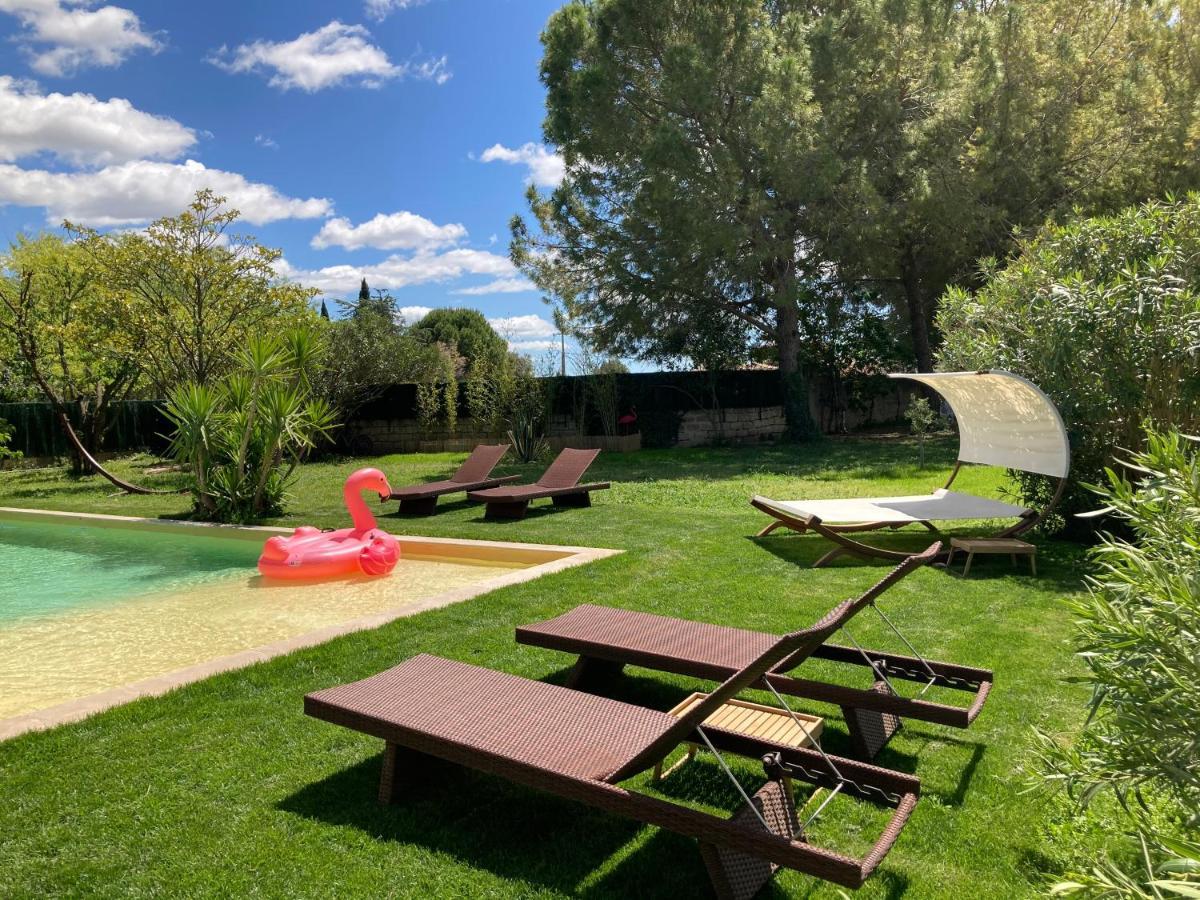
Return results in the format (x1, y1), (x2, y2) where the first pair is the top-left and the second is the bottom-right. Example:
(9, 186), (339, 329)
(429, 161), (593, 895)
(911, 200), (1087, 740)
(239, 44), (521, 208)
(754, 491), (1031, 525)
(889, 371), (1070, 478)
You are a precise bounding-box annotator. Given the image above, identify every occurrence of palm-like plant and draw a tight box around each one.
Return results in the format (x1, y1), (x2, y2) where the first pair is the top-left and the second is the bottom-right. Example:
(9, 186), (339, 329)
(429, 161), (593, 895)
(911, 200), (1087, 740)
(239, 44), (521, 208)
(163, 328), (338, 522)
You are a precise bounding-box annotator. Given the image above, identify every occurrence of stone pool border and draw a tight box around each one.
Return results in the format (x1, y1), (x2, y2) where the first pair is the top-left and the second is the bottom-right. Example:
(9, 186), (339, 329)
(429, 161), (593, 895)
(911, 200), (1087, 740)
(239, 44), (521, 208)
(0, 507), (620, 742)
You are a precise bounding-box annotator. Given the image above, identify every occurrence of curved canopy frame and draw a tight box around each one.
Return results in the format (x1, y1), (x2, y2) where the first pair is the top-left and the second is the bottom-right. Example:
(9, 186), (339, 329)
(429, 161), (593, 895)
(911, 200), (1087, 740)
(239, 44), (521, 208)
(889, 370), (1070, 480)
(753, 370), (1071, 566)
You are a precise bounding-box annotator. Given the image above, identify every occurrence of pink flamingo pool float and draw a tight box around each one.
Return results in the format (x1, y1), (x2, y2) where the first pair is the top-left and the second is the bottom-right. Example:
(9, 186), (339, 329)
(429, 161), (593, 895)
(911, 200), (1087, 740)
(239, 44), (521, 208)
(257, 468), (400, 580)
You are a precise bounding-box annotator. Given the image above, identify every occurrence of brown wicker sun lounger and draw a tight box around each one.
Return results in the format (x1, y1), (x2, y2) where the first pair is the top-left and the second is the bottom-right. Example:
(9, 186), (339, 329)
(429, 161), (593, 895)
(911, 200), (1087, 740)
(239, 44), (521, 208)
(388, 444), (519, 515)
(517, 543), (992, 760)
(306, 593), (921, 894)
(467, 447), (610, 520)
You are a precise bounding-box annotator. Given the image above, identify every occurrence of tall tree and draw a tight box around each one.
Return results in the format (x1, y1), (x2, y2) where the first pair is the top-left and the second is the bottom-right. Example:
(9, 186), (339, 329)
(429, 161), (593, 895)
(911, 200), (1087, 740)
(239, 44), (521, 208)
(69, 190), (319, 392)
(322, 291), (459, 419)
(0, 235), (140, 473)
(410, 307), (508, 376)
(514, 0), (1200, 392)
(0, 235), (172, 493)
(358, 278), (370, 304)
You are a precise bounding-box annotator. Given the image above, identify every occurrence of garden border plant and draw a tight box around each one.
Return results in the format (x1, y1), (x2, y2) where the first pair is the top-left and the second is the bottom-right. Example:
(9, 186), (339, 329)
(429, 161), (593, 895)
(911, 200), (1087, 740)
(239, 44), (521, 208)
(1032, 427), (1200, 897)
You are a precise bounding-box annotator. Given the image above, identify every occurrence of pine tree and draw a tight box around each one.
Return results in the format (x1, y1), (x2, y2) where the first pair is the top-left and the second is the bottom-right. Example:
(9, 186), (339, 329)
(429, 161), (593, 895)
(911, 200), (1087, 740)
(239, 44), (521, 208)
(319, 299), (330, 320)
(358, 278), (370, 304)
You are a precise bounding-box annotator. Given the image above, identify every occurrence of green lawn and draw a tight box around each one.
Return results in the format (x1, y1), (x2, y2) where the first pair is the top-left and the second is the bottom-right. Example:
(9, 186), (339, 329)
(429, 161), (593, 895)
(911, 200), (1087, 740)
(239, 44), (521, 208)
(0, 438), (1099, 898)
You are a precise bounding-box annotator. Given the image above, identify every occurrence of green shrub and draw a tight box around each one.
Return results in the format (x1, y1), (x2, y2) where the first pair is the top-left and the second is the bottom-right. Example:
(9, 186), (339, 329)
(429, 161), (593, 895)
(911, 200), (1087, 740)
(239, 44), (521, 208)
(904, 396), (938, 469)
(1033, 427), (1200, 896)
(937, 196), (1200, 525)
(0, 417), (20, 460)
(465, 354), (545, 456)
(163, 330), (338, 523)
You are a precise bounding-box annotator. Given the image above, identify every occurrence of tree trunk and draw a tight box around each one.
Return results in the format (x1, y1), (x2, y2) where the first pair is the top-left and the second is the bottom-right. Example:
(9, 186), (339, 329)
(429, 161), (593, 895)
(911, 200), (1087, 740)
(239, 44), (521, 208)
(777, 299), (819, 441)
(900, 248), (934, 372)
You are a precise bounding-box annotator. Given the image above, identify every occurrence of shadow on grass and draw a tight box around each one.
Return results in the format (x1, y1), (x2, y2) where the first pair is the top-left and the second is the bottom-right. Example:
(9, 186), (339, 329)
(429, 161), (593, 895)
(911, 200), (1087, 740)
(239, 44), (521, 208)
(750, 529), (1089, 591)
(875, 729), (987, 807)
(280, 754), (720, 898)
(749, 531), (945, 571)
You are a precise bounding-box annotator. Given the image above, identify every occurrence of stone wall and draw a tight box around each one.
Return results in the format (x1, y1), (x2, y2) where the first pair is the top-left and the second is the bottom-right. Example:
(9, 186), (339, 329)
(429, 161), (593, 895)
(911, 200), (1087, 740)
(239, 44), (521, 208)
(675, 406), (787, 447)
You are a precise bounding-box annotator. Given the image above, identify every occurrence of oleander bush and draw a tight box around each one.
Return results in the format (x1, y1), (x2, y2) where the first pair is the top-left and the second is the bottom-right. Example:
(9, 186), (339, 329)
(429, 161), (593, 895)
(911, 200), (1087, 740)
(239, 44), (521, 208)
(1034, 427), (1200, 896)
(938, 196), (1200, 528)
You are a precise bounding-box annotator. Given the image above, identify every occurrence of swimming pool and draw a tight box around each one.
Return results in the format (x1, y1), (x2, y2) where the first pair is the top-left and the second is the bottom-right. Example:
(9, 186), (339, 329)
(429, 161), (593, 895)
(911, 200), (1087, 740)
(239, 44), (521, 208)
(0, 509), (616, 739)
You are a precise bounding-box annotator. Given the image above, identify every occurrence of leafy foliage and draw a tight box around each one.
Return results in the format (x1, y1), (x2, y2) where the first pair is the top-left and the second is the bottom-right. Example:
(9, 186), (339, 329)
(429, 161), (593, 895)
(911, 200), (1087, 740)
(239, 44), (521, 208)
(0, 417), (20, 461)
(0, 234), (140, 471)
(163, 330), (338, 523)
(1034, 428), (1200, 897)
(506, 402), (549, 464)
(68, 189), (319, 392)
(797, 284), (912, 432)
(321, 290), (461, 422)
(410, 308), (507, 377)
(465, 353), (546, 459)
(904, 396), (938, 469)
(938, 195), (1200, 524)
(514, 0), (1200, 399)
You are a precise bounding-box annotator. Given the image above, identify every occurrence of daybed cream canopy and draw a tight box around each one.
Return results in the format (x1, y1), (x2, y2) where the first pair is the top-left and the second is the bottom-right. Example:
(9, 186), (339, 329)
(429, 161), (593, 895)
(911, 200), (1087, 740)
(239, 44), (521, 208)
(751, 370), (1071, 565)
(889, 371), (1070, 479)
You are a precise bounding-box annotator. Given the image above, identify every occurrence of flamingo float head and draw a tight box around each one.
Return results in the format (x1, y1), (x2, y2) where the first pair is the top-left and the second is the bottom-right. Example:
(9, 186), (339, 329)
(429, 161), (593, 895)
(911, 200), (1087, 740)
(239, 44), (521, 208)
(348, 467), (393, 500)
(342, 467), (394, 535)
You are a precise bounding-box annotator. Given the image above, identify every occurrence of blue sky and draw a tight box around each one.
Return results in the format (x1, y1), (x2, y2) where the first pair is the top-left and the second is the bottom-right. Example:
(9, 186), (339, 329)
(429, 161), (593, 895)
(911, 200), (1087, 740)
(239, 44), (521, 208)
(0, 0), (574, 359)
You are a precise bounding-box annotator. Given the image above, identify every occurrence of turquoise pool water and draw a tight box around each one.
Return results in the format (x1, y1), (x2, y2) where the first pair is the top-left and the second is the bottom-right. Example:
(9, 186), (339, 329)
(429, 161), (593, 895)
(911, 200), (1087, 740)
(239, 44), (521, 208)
(0, 516), (259, 624)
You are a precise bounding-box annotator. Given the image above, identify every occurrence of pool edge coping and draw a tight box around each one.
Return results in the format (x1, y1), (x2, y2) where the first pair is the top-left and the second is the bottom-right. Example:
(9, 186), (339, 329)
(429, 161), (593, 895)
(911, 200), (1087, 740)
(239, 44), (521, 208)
(0, 507), (621, 742)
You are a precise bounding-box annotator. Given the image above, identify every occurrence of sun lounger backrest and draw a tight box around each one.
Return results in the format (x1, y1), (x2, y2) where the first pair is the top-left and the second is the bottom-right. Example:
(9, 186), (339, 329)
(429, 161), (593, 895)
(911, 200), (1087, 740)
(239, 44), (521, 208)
(536, 448), (600, 489)
(453, 444), (509, 483)
(607, 542), (940, 781)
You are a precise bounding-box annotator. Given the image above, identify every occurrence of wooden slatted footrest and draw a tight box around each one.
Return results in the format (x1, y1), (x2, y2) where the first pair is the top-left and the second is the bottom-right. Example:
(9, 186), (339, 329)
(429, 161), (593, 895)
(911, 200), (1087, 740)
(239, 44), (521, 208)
(653, 692), (823, 785)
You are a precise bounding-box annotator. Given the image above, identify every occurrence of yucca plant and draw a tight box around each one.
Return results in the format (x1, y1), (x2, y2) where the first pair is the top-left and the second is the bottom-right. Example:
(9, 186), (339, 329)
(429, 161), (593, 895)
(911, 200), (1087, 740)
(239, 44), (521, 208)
(507, 403), (549, 464)
(163, 328), (338, 522)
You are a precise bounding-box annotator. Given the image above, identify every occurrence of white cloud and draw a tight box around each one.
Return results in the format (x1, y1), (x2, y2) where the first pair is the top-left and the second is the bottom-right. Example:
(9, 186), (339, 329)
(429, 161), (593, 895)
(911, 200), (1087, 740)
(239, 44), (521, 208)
(508, 339), (557, 354)
(488, 314), (558, 340)
(278, 247), (515, 294)
(397, 305), (432, 323)
(0, 76), (194, 166)
(208, 21), (449, 92)
(0, 0), (161, 76)
(0, 158), (332, 226)
(312, 210), (466, 252)
(408, 54), (450, 85)
(452, 277), (536, 296)
(479, 142), (565, 187)
(254, 134), (278, 150)
(364, 0), (428, 22)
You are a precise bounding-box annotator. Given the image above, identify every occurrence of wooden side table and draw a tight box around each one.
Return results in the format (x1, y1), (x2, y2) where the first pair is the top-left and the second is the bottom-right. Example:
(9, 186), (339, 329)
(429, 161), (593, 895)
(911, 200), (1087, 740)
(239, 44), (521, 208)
(652, 692), (823, 795)
(950, 537), (1037, 577)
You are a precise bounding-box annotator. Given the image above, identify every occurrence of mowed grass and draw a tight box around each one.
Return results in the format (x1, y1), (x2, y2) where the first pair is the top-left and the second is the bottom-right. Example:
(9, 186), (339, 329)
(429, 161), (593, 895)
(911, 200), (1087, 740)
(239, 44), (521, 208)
(0, 438), (1094, 899)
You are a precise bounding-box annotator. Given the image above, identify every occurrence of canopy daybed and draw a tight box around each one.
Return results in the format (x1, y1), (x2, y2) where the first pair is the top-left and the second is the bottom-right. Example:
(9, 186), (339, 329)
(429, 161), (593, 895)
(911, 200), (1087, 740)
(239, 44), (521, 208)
(752, 370), (1070, 567)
